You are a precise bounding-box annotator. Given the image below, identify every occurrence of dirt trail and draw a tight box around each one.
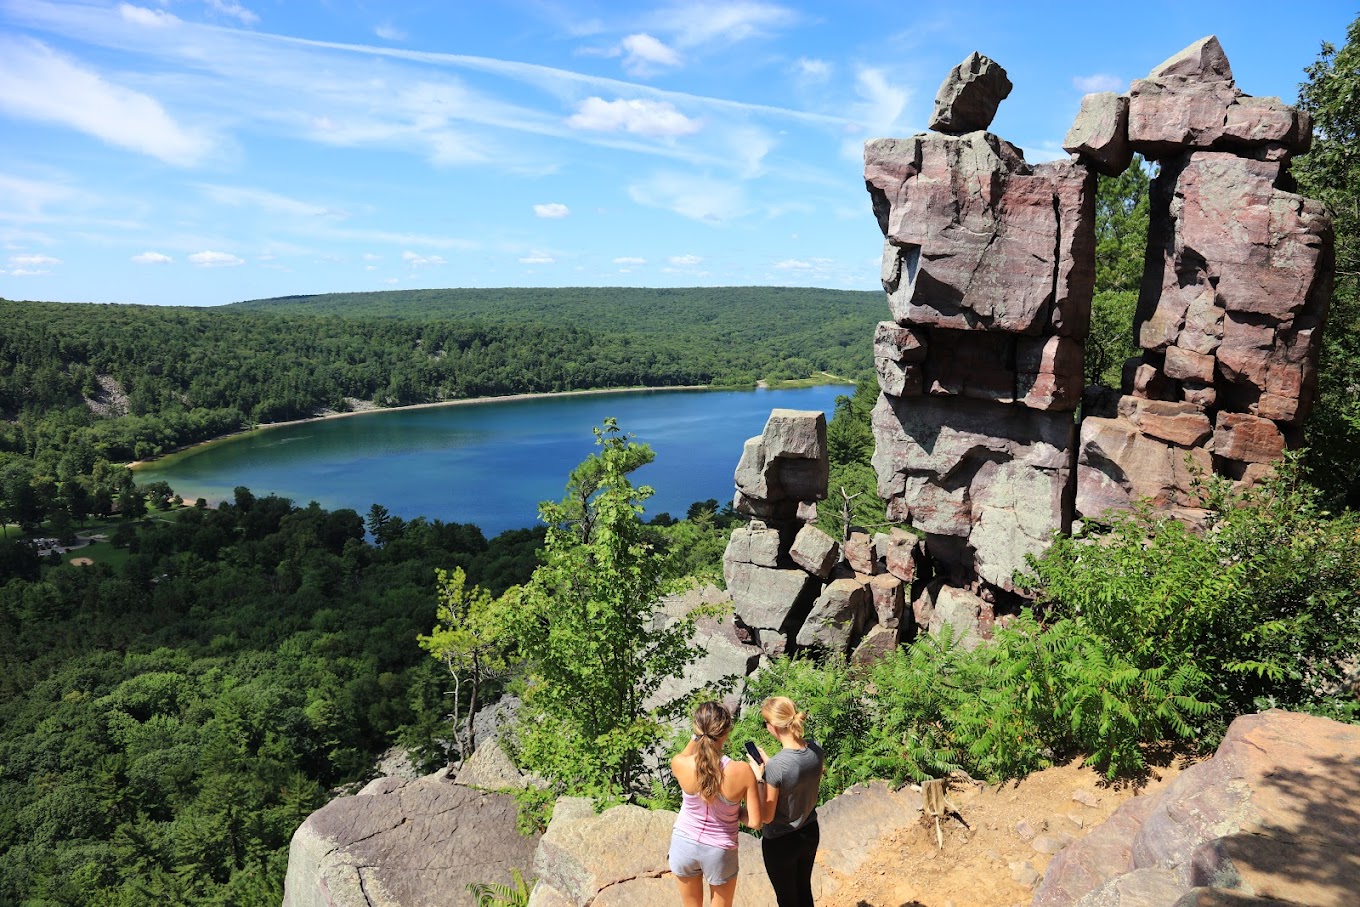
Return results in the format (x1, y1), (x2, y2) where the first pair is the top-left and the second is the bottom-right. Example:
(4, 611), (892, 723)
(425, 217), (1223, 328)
(823, 755), (1195, 907)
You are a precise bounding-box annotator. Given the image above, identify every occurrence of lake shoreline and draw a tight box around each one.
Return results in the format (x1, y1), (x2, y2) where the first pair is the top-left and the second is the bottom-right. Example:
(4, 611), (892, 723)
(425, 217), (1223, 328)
(126, 383), (851, 533)
(125, 384), (720, 469)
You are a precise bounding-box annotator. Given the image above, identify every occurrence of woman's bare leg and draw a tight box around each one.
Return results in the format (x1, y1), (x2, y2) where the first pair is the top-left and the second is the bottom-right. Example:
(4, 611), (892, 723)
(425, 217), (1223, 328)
(710, 877), (738, 907)
(676, 874), (706, 907)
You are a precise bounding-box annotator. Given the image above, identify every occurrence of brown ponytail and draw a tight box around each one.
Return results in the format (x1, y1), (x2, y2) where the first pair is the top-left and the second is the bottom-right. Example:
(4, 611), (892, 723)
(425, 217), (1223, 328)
(692, 700), (733, 801)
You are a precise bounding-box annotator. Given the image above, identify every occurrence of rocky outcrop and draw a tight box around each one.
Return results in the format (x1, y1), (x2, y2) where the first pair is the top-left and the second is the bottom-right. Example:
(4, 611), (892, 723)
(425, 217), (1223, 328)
(865, 37), (1332, 608)
(720, 411), (944, 660)
(1034, 710), (1360, 907)
(865, 52), (1093, 596)
(527, 782), (923, 906)
(281, 772), (538, 907)
(1070, 37), (1331, 524)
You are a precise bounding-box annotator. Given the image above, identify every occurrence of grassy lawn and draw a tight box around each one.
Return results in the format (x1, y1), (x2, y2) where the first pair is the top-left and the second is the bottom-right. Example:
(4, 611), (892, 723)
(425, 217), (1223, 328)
(763, 372), (859, 389)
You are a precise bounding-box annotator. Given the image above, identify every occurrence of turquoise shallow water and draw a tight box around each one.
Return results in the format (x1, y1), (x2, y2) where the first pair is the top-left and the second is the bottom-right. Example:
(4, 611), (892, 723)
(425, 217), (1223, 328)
(132, 386), (847, 536)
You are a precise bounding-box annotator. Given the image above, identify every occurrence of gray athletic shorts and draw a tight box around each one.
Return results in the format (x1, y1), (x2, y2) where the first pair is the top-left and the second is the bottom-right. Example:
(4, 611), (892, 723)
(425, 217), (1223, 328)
(668, 831), (739, 885)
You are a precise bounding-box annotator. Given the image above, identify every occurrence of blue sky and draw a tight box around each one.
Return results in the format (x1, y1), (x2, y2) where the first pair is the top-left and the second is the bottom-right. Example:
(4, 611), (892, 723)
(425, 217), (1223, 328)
(0, 1), (1351, 307)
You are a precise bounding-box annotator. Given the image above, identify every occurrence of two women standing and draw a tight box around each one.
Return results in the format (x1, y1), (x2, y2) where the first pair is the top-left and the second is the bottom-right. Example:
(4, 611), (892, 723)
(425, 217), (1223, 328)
(668, 697), (825, 907)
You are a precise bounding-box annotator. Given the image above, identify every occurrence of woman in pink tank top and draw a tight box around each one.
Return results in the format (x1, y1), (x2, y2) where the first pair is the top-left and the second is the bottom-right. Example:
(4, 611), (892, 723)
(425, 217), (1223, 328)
(669, 701), (764, 907)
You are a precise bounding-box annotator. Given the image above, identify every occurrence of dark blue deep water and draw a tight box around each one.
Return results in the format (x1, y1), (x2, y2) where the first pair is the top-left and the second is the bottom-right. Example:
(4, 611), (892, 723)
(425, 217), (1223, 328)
(133, 386), (846, 536)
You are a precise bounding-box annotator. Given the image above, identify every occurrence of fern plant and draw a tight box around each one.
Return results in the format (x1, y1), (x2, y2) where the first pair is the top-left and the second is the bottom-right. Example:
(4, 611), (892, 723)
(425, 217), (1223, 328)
(467, 868), (532, 907)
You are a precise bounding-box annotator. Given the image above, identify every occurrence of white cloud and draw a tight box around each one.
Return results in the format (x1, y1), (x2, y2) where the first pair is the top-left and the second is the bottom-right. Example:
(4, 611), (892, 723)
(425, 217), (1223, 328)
(613, 256), (646, 265)
(188, 250), (244, 267)
(774, 258), (811, 270)
(620, 33), (682, 76)
(362, 252), (382, 261)
(853, 67), (908, 133)
(568, 97), (701, 137)
(0, 38), (210, 166)
(375, 22), (406, 41)
(533, 203), (570, 219)
(10, 253), (62, 267)
(519, 252), (555, 264)
(669, 254), (702, 266)
(118, 4), (180, 28)
(205, 0), (259, 26)
(0, 173), (77, 217)
(841, 66), (910, 159)
(651, 2), (798, 48)
(198, 184), (346, 218)
(728, 125), (774, 178)
(629, 173), (748, 223)
(131, 251), (172, 264)
(1073, 73), (1124, 94)
(402, 250), (447, 266)
(5, 268), (53, 277)
(797, 57), (830, 81)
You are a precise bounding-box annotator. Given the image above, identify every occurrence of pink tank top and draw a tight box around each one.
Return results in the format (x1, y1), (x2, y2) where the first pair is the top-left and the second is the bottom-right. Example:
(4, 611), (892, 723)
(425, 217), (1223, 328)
(673, 756), (740, 849)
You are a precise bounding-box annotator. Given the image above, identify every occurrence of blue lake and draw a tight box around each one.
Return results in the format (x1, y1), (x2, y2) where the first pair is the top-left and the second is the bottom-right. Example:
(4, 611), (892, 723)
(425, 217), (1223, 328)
(132, 386), (848, 536)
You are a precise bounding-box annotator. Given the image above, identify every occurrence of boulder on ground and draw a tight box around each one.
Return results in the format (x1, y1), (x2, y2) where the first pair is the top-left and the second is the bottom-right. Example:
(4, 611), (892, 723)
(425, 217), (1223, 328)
(282, 773), (537, 907)
(926, 584), (987, 650)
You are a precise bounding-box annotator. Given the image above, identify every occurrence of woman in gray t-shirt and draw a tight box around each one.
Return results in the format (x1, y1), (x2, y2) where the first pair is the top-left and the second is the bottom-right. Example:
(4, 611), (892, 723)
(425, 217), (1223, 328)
(747, 696), (824, 906)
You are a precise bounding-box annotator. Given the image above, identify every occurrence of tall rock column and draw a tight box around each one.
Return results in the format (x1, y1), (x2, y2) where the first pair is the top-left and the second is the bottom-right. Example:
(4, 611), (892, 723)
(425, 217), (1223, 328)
(864, 53), (1095, 592)
(1069, 36), (1333, 522)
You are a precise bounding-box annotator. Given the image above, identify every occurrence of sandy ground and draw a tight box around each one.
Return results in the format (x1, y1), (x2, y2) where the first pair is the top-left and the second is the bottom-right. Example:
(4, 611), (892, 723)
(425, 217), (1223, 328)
(823, 753), (1197, 907)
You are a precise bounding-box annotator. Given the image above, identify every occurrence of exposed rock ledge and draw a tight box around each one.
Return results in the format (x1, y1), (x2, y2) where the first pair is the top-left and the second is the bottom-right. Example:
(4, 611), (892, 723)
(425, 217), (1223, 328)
(1034, 710), (1360, 907)
(281, 772), (538, 907)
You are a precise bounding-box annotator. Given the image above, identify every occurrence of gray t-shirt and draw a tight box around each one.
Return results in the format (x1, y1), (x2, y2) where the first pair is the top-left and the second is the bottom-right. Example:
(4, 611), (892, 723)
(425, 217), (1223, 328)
(761, 740), (825, 839)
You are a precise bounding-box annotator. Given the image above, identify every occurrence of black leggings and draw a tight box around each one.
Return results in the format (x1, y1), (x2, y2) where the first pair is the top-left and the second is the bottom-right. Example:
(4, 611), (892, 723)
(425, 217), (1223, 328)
(761, 820), (819, 907)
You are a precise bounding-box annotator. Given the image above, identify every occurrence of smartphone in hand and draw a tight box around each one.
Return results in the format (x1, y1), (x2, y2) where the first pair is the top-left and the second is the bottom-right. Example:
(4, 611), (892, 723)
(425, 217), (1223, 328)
(744, 741), (764, 764)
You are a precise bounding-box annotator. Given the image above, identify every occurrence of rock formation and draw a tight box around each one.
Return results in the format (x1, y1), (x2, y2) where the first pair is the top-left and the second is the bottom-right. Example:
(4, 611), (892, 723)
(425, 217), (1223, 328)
(1074, 36), (1332, 522)
(864, 52), (1094, 595)
(862, 38), (1332, 607)
(1034, 710), (1360, 907)
(281, 772), (538, 907)
(722, 408), (926, 660)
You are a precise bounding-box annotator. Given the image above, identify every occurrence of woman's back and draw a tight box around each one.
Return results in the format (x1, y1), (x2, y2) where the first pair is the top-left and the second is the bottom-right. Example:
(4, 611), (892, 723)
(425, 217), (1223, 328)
(673, 756), (742, 848)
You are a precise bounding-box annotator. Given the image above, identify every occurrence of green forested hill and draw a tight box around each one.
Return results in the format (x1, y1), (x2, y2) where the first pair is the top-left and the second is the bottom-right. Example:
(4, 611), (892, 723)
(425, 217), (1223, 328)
(230, 285), (882, 339)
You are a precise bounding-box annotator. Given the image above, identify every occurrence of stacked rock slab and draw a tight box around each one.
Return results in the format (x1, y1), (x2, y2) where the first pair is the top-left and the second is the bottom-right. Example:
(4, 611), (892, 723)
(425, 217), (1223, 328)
(864, 52), (1095, 592)
(1069, 36), (1333, 522)
(722, 410), (919, 661)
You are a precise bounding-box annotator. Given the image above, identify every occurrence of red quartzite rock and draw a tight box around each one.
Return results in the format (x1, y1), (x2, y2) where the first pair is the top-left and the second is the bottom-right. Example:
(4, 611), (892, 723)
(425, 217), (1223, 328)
(1210, 411), (1286, 465)
(873, 394), (1073, 590)
(1076, 415), (1213, 519)
(796, 577), (871, 653)
(880, 527), (919, 584)
(788, 524), (839, 579)
(1034, 711), (1360, 907)
(927, 51), (1013, 135)
(866, 135), (1095, 339)
(866, 572), (905, 629)
(843, 531), (878, 575)
(1116, 396), (1213, 448)
(1064, 91), (1132, 176)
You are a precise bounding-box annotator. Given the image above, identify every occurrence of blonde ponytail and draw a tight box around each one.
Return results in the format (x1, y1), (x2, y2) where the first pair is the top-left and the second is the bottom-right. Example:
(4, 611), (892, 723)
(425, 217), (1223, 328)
(761, 696), (807, 744)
